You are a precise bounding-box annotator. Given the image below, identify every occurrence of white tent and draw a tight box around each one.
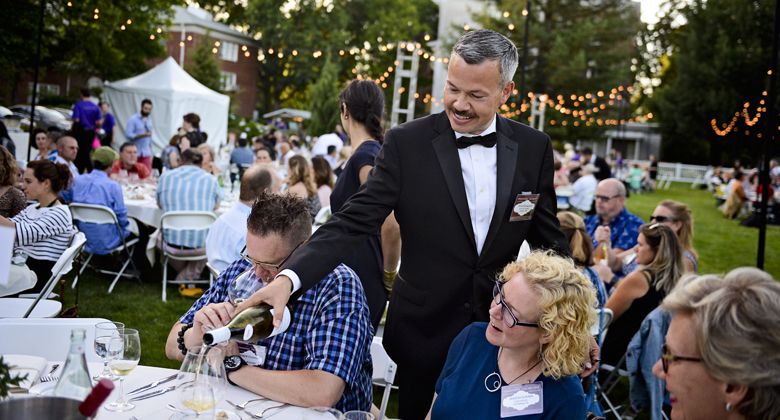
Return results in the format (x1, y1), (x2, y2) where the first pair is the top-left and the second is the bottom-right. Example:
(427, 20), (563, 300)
(103, 56), (229, 155)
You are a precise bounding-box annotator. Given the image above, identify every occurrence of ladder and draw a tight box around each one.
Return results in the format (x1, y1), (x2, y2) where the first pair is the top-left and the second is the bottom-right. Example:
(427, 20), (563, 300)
(390, 43), (420, 127)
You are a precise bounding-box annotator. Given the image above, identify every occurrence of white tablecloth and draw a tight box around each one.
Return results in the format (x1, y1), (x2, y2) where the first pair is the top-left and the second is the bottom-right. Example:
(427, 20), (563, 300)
(15, 362), (332, 419)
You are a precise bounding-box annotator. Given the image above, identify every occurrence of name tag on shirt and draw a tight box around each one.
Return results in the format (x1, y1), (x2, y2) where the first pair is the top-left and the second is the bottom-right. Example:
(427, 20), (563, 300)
(500, 382), (544, 417)
(510, 193), (540, 222)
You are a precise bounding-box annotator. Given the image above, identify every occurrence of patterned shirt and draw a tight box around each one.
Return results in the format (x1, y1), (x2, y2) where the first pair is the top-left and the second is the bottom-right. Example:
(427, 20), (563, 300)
(71, 170), (130, 254)
(12, 203), (75, 262)
(585, 207), (644, 252)
(157, 165), (221, 248)
(180, 259), (374, 412)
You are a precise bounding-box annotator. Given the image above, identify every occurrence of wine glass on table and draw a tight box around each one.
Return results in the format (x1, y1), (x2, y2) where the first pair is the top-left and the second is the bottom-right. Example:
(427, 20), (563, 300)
(93, 321), (124, 381)
(176, 345), (227, 418)
(104, 328), (141, 412)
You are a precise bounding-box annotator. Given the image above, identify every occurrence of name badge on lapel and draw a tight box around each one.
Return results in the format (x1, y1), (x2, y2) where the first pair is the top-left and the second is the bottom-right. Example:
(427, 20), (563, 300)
(510, 193), (540, 222)
(500, 382), (544, 417)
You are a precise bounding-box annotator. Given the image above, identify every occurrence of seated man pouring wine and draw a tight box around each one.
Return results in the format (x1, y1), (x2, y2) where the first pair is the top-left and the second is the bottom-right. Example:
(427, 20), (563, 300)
(165, 191), (374, 412)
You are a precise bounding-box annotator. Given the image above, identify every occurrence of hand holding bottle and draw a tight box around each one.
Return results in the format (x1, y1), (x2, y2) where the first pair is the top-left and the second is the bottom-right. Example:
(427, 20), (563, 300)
(192, 302), (237, 343)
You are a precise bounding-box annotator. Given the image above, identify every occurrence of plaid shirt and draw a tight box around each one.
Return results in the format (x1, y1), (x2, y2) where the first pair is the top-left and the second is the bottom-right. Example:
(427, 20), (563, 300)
(180, 259), (374, 412)
(585, 207), (645, 252)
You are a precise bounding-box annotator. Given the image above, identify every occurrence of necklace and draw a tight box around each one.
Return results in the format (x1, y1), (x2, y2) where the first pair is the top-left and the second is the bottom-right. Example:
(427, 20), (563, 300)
(484, 348), (542, 393)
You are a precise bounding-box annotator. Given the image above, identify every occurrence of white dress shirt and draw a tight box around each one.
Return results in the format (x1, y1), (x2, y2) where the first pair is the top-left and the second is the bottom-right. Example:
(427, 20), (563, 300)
(280, 115), (500, 293)
(205, 201), (251, 272)
(570, 174), (597, 212)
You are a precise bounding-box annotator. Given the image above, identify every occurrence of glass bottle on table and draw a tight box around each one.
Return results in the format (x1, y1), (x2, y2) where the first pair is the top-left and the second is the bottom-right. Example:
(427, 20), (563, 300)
(53, 328), (92, 401)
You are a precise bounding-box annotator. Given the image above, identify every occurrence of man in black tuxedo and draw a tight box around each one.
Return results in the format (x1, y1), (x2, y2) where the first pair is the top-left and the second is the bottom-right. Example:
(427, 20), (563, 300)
(238, 29), (569, 419)
(582, 147), (612, 181)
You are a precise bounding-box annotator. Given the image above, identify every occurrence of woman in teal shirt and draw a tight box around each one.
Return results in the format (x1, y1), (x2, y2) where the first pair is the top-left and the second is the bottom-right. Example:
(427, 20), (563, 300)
(428, 251), (597, 419)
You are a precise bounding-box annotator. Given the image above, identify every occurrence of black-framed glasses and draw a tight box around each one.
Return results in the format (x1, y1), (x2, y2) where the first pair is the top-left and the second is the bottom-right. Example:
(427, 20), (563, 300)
(241, 242), (302, 272)
(492, 280), (540, 329)
(649, 215), (673, 223)
(595, 194), (621, 202)
(661, 344), (703, 373)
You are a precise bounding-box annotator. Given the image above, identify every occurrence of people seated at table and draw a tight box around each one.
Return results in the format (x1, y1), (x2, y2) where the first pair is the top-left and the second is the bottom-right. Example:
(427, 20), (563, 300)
(32, 129), (59, 162)
(427, 251), (596, 419)
(71, 146), (132, 255)
(285, 155), (321, 219)
(111, 142), (151, 180)
(165, 192), (373, 412)
(206, 164), (281, 272)
(230, 135), (254, 167)
(650, 200), (698, 272)
(653, 268), (780, 420)
(0, 160), (75, 294)
(312, 156), (333, 209)
(54, 135), (80, 179)
(161, 134), (182, 171)
(570, 164), (598, 214)
(197, 143), (221, 177)
(157, 149), (222, 284)
(601, 224), (684, 366)
(0, 146), (26, 218)
(585, 178), (645, 280)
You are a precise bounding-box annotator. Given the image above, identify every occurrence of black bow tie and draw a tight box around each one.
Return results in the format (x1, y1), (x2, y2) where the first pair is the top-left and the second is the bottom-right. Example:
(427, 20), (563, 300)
(455, 132), (497, 149)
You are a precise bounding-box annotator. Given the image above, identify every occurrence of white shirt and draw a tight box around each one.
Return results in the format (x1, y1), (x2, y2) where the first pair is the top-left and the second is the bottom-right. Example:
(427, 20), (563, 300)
(570, 174), (597, 212)
(55, 155), (79, 179)
(455, 116), (498, 255)
(311, 133), (344, 157)
(281, 115), (499, 292)
(205, 201), (251, 272)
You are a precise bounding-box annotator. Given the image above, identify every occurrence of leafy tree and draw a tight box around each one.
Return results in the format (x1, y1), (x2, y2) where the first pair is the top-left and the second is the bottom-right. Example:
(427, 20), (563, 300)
(0, 0), (179, 102)
(474, 0), (641, 143)
(639, 0), (778, 165)
(185, 32), (223, 92)
(308, 58), (342, 136)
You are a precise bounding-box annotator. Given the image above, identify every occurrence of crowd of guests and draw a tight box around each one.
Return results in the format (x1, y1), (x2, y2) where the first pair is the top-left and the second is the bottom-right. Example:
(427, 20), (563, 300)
(707, 160), (780, 223)
(1, 36), (779, 418)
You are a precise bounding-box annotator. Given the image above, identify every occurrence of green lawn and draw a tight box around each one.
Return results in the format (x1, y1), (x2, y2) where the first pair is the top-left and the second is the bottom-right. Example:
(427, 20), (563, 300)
(54, 181), (778, 418)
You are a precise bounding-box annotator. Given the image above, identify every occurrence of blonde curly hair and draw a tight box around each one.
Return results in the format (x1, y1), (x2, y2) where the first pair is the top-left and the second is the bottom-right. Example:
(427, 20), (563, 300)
(499, 250), (596, 379)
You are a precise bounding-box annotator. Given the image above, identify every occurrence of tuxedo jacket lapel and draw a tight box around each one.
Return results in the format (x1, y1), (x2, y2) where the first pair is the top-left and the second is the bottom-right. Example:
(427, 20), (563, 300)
(481, 117), (519, 257)
(431, 113), (477, 251)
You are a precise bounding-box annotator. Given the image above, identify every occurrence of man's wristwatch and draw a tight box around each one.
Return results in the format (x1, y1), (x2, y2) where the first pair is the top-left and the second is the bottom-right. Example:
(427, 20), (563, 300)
(224, 356), (246, 386)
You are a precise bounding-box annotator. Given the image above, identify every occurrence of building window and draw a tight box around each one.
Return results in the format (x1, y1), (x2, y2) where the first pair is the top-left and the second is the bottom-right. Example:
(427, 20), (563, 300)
(220, 41), (238, 62)
(27, 83), (60, 102)
(220, 71), (237, 91)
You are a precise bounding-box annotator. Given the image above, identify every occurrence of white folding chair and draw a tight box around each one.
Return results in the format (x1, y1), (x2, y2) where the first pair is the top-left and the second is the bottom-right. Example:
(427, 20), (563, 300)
(160, 211), (217, 302)
(591, 307), (614, 345)
(69, 203), (140, 293)
(0, 318), (110, 362)
(0, 232), (86, 318)
(371, 337), (398, 420)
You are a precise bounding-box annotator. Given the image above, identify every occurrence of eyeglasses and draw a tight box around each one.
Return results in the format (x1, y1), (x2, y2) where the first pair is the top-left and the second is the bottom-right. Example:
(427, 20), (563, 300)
(492, 281), (540, 329)
(649, 215), (673, 223)
(595, 194), (621, 202)
(241, 242), (302, 272)
(660, 344), (703, 373)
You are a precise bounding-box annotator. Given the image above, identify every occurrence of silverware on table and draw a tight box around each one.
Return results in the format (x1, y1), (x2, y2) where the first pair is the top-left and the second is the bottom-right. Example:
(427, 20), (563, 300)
(128, 385), (176, 401)
(127, 373), (178, 395)
(38, 374), (59, 383)
(48, 364), (59, 375)
(226, 398), (266, 410)
(247, 403), (288, 419)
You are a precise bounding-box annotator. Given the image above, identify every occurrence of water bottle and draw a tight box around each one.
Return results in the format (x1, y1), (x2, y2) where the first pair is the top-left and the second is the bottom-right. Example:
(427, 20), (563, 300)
(53, 329), (93, 401)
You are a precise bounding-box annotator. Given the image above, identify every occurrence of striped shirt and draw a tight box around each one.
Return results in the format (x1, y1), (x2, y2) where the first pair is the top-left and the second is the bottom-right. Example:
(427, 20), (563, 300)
(157, 165), (222, 248)
(12, 203), (75, 262)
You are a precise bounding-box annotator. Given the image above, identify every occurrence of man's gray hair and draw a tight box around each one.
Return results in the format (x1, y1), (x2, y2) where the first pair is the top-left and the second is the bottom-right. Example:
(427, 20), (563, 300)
(452, 29), (519, 87)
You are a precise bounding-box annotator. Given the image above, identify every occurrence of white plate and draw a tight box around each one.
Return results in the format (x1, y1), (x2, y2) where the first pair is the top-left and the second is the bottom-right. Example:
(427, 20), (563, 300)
(28, 381), (56, 396)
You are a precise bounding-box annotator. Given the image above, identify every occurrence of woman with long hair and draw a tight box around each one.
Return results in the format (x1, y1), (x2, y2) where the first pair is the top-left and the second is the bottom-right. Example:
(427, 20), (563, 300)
(329, 79), (401, 330)
(650, 199), (698, 272)
(0, 160), (75, 293)
(601, 223), (685, 365)
(311, 155), (334, 208)
(0, 146), (26, 218)
(557, 211), (607, 307)
(285, 155), (321, 218)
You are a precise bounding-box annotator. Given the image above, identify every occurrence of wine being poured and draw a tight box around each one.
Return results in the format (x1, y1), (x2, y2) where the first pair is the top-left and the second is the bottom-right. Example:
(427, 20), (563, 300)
(202, 303), (291, 346)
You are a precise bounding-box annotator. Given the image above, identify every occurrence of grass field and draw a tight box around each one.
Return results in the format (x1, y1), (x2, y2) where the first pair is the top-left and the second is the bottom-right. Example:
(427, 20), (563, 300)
(54, 182), (778, 417)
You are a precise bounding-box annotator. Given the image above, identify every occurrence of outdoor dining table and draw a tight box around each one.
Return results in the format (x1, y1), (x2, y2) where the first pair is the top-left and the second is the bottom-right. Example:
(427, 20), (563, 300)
(122, 184), (236, 229)
(15, 361), (332, 419)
